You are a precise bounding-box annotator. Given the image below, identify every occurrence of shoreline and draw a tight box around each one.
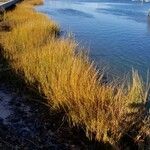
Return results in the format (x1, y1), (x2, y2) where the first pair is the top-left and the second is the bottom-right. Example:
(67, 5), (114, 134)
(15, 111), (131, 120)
(0, 0), (150, 149)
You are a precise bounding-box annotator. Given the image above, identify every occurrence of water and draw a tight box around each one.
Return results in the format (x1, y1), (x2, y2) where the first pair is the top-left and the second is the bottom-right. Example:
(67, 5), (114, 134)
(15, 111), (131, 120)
(37, 0), (150, 78)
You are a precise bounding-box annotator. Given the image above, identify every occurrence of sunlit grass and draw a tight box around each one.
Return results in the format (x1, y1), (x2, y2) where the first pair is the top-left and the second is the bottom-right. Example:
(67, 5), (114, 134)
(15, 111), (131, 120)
(0, 0), (149, 147)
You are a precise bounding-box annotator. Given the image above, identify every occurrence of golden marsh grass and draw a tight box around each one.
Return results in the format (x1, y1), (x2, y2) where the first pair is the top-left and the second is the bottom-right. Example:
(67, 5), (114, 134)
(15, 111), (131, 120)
(0, 0), (149, 146)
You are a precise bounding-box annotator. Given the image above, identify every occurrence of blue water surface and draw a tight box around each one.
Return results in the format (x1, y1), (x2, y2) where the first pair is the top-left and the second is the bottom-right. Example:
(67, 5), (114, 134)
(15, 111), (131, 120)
(37, 0), (150, 78)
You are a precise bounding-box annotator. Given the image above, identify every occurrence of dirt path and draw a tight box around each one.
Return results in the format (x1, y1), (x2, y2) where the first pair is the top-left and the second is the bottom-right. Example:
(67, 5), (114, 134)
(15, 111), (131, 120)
(0, 84), (60, 149)
(0, 83), (89, 149)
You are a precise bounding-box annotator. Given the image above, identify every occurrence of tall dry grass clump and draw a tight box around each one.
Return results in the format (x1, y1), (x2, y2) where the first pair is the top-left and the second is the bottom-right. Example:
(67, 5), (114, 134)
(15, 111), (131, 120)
(0, 0), (149, 147)
(25, 0), (44, 5)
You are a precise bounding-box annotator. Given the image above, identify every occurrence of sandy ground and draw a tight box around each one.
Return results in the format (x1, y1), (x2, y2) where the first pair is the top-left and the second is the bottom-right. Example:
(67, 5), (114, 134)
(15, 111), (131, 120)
(0, 83), (87, 149)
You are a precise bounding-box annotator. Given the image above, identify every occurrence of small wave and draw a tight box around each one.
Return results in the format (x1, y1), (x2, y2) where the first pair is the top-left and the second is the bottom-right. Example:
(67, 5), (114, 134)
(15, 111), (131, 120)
(57, 9), (94, 18)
